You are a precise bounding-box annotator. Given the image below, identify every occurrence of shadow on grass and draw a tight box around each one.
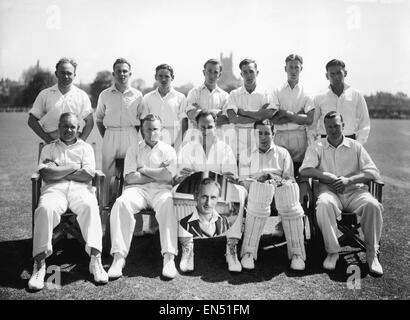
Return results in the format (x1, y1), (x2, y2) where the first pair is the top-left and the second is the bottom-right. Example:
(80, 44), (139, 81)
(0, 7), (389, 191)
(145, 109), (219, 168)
(0, 233), (376, 292)
(0, 238), (109, 291)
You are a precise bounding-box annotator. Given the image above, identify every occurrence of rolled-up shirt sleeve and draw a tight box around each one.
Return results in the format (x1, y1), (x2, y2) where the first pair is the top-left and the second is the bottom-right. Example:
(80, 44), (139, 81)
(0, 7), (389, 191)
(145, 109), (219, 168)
(38, 144), (52, 171)
(186, 88), (199, 114)
(358, 144), (381, 181)
(123, 145), (138, 178)
(299, 143), (320, 172)
(224, 93), (238, 114)
(81, 143), (96, 177)
(29, 90), (46, 120)
(95, 92), (106, 123)
(355, 93), (370, 145)
(164, 147), (178, 178)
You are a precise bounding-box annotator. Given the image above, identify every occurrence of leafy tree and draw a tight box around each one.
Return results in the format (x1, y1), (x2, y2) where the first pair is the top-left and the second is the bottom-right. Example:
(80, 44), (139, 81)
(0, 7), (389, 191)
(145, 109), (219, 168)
(90, 71), (112, 108)
(18, 70), (56, 106)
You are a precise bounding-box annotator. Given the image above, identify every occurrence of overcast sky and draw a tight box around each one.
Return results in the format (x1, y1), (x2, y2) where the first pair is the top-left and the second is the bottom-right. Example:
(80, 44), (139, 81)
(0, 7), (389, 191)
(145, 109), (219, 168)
(1, 0), (409, 96)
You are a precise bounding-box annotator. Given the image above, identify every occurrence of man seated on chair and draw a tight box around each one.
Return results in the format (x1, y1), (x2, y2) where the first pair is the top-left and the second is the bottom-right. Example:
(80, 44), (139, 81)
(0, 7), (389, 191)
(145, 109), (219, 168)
(29, 112), (108, 291)
(239, 119), (307, 271)
(299, 111), (383, 275)
(180, 178), (230, 238)
(108, 114), (179, 280)
(176, 110), (246, 273)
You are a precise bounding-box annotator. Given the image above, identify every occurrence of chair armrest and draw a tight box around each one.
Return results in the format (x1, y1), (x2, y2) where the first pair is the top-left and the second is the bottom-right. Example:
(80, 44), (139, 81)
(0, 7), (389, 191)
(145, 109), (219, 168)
(93, 170), (105, 208)
(31, 172), (42, 233)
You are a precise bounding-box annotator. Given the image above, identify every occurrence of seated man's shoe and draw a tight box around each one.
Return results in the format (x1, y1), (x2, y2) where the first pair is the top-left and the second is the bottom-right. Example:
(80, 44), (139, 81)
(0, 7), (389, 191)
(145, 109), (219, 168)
(162, 253), (177, 279)
(226, 240), (242, 273)
(323, 253), (339, 271)
(241, 253), (255, 270)
(367, 253), (383, 276)
(290, 254), (305, 271)
(179, 242), (194, 273)
(108, 253), (126, 279)
(28, 259), (46, 291)
(89, 254), (109, 284)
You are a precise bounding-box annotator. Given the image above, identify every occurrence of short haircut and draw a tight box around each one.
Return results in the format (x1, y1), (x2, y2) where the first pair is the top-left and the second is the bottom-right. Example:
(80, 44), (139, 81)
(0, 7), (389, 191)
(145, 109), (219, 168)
(239, 58), (257, 70)
(142, 113), (162, 124)
(254, 119), (274, 133)
(195, 110), (216, 124)
(285, 54), (303, 65)
(197, 178), (221, 195)
(55, 57), (77, 72)
(59, 112), (79, 124)
(203, 59), (222, 72)
(325, 59), (346, 71)
(155, 64), (174, 78)
(324, 111), (344, 123)
(113, 58), (131, 71)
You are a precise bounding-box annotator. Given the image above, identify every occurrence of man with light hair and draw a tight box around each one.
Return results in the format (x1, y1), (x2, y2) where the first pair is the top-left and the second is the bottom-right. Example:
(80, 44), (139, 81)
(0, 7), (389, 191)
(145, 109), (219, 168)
(239, 119), (307, 271)
(140, 64), (187, 150)
(271, 54), (315, 175)
(176, 110), (246, 273)
(96, 58), (143, 206)
(300, 111), (383, 275)
(108, 114), (179, 280)
(225, 58), (278, 162)
(310, 59), (370, 145)
(28, 112), (108, 291)
(28, 58), (94, 143)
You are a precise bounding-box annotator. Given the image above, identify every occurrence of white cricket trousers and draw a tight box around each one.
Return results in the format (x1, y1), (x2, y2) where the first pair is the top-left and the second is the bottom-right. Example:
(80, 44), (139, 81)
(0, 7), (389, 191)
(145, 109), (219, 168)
(33, 181), (103, 258)
(102, 127), (140, 206)
(315, 187), (383, 254)
(110, 186), (178, 257)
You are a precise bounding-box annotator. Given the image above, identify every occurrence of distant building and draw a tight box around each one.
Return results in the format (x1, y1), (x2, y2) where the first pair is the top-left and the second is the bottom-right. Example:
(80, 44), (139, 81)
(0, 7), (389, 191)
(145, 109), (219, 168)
(218, 52), (242, 92)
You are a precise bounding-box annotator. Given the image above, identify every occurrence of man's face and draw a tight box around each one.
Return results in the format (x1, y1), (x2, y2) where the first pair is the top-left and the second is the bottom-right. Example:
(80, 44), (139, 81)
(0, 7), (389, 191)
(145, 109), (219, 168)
(197, 114), (216, 141)
(203, 63), (221, 87)
(324, 116), (344, 141)
(285, 60), (302, 83)
(240, 63), (258, 87)
(142, 119), (161, 145)
(326, 65), (346, 87)
(155, 68), (173, 89)
(113, 63), (131, 86)
(197, 183), (219, 216)
(59, 115), (79, 143)
(55, 63), (75, 88)
(255, 124), (273, 151)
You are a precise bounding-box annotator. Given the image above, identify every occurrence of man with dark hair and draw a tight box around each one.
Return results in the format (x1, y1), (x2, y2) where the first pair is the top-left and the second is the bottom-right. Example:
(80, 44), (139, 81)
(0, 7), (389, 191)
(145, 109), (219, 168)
(108, 114), (179, 280)
(180, 179), (230, 238)
(310, 59), (370, 145)
(239, 119), (307, 271)
(176, 110), (245, 273)
(28, 58), (94, 143)
(96, 58), (143, 206)
(271, 54), (315, 175)
(140, 64), (187, 150)
(28, 112), (108, 290)
(225, 58), (278, 162)
(300, 111), (383, 275)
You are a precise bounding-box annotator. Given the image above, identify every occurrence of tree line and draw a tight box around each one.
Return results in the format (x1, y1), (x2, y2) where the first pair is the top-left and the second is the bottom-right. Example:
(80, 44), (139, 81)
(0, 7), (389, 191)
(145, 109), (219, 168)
(1, 65), (410, 119)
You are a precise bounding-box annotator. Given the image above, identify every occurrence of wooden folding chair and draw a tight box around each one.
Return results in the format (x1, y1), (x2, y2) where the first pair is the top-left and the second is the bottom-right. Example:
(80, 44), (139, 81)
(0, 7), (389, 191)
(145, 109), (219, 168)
(310, 179), (384, 252)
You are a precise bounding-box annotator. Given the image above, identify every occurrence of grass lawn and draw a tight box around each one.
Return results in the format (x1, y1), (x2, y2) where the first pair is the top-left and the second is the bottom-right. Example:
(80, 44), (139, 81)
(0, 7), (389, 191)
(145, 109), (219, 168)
(0, 114), (409, 300)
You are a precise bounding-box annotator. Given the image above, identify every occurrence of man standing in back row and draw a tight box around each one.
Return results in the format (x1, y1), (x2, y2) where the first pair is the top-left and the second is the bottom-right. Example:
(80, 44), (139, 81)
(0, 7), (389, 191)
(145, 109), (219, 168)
(96, 58), (143, 206)
(310, 59), (370, 145)
(28, 58), (94, 143)
(271, 54), (315, 176)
